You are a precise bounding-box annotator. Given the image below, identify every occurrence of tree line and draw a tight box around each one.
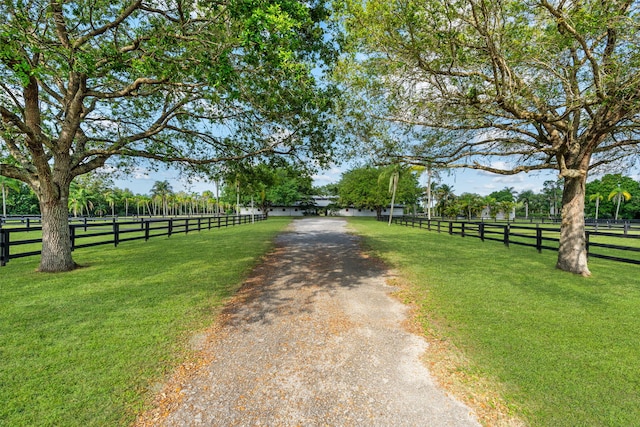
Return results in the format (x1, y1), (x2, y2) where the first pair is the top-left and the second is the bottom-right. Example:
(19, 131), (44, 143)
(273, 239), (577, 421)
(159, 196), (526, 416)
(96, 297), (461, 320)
(3, 170), (637, 223)
(332, 169), (638, 222)
(3, 1), (640, 275)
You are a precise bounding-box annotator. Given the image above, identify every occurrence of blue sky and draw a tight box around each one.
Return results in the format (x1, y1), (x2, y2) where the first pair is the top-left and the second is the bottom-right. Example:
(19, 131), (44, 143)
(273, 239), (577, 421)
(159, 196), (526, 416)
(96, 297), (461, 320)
(313, 163), (561, 196)
(114, 161), (563, 197)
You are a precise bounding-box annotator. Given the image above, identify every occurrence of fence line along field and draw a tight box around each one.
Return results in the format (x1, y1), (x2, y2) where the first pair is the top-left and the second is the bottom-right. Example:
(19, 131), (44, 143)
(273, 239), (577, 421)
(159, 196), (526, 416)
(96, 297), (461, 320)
(0, 217), (291, 427)
(383, 216), (640, 265)
(0, 214), (266, 267)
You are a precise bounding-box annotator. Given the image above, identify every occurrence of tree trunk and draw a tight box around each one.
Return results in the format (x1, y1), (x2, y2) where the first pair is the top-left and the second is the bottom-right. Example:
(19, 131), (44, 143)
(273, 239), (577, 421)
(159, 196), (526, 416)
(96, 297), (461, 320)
(426, 168), (432, 220)
(614, 195), (621, 221)
(2, 185), (6, 217)
(39, 196), (76, 272)
(556, 175), (590, 276)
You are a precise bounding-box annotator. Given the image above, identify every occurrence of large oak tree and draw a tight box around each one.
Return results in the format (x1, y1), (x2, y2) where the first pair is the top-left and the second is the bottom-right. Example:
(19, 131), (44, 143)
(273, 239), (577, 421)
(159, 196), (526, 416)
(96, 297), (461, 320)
(337, 0), (640, 275)
(1, 0), (336, 271)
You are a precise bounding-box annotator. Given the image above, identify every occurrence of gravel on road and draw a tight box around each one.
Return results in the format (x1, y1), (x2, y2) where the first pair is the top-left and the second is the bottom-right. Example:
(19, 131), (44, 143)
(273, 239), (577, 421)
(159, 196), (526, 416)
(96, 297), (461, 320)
(135, 218), (480, 426)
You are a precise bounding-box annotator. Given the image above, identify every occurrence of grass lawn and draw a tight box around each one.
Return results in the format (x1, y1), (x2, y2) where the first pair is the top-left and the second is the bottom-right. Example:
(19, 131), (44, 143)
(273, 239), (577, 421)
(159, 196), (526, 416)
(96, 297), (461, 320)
(0, 217), (291, 426)
(349, 218), (640, 427)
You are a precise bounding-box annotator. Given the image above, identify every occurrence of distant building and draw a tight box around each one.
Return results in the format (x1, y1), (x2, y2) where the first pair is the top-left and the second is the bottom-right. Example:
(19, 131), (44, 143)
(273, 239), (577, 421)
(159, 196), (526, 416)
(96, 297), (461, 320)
(239, 196), (404, 217)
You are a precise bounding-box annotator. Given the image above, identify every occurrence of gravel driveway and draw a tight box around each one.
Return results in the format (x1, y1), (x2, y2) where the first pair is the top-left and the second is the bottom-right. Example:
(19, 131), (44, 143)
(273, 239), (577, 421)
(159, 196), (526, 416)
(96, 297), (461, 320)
(136, 218), (480, 426)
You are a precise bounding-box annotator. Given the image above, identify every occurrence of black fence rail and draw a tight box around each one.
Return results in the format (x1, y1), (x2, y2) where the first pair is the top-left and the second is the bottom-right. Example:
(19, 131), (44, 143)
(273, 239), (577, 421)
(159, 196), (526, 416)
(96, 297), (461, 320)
(0, 214), (266, 266)
(382, 216), (640, 265)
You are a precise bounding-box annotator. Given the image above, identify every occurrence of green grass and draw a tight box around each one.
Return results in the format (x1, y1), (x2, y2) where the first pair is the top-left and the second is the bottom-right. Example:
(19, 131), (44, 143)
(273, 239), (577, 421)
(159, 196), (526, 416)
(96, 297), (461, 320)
(0, 217), (291, 426)
(349, 218), (640, 427)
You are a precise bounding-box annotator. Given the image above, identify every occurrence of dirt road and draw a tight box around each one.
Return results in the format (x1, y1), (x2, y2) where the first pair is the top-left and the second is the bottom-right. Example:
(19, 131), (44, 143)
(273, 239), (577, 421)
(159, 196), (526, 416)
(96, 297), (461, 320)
(137, 218), (480, 426)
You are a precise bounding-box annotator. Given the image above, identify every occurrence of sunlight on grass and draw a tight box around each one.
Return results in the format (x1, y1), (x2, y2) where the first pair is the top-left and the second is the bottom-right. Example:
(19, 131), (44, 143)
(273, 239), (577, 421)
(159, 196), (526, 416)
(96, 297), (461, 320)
(0, 218), (291, 426)
(349, 218), (640, 427)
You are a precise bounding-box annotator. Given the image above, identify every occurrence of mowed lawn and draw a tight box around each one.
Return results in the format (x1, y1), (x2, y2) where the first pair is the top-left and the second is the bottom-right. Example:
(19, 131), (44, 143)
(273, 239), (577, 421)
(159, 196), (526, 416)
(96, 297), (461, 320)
(0, 217), (291, 426)
(349, 218), (640, 426)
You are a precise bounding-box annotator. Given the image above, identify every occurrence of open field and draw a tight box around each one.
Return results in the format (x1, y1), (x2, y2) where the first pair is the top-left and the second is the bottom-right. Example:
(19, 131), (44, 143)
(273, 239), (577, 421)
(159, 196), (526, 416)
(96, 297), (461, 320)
(0, 218), (291, 426)
(1, 215), (264, 266)
(349, 218), (640, 426)
(391, 216), (640, 264)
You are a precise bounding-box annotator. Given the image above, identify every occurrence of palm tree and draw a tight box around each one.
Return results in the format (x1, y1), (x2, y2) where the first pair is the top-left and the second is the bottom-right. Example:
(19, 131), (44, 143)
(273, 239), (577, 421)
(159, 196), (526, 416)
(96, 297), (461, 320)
(202, 190), (214, 214)
(380, 166), (401, 225)
(104, 190), (118, 217)
(435, 184), (455, 217)
(517, 190), (535, 219)
(0, 177), (21, 218)
(151, 180), (173, 217)
(482, 196), (499, 220)
(608, 186), (632, 221)
(68, 185), (94, 217)
(137, 194), (152, 217)
(121, 189), (134, 217)
(503, 186), (517, 201)
(174, 191), (188, 216)
(422, 165), (444, 219)
(458, 193), (481, 220)
(498, 201), (516, 220)
(589, 192), (604, 222)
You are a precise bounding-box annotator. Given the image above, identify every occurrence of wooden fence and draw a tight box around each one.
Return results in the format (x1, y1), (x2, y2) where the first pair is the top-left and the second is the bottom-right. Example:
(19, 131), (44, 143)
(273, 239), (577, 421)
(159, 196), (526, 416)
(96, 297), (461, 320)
(381, 216), (640, 265)
(0, 214), (266, 266)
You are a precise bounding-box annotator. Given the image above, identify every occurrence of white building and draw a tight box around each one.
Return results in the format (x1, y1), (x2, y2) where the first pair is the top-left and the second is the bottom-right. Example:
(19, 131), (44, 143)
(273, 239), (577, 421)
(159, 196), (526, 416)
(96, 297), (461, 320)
(239, 196), (404, 217)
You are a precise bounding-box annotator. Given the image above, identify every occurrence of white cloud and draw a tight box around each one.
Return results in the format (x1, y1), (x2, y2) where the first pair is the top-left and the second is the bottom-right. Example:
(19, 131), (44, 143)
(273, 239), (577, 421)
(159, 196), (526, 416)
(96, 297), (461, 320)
(313, 165), (346, 186)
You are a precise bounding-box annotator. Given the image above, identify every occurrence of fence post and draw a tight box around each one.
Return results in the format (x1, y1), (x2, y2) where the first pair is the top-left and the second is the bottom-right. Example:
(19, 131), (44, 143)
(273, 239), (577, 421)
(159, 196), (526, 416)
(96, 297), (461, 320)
(448, 222), (453, 235)
(198, 217), (202, 232)
(145, 221), (150, 241)
(1, 229), (9, 266)
(461, 222), (465, 237)
(536, 226), (542, 253)
(113, 222), (120, 247)
(479, 222), (484, 241)
(70, 225), (76, 251)
(185, 218), (189, 234)
(168, 219), (173, 237)
(503, 224), (510, 247)
(217, 216), (221, 229)
(585, 230), (590, 258)
(624, 222), (629, 236)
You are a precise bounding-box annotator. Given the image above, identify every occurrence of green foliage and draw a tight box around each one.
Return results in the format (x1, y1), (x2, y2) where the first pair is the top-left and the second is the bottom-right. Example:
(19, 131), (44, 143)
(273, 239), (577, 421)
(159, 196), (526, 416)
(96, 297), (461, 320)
(219, 163), (314, 211)
(488, 187), (516, 203)
(1, 0), (337, 269)
(586, 174), (640, 219)
(313, 183), (340, 196)
(6, 183), (39, 214)
(335, 0), (640, 274)
(338, 165), (421, 212)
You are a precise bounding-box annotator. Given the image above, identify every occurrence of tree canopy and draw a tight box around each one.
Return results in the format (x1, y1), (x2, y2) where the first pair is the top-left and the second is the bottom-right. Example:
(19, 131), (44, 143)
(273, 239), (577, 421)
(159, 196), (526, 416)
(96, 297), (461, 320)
(586, 174), (640, 220)
(219, 163), (314, 214)
(337, 165), (421, 216)
(0, 0), (336, 271)
(335, 0), (640, 275)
